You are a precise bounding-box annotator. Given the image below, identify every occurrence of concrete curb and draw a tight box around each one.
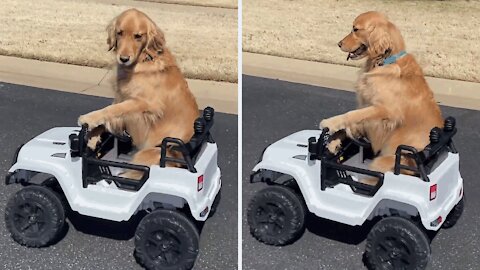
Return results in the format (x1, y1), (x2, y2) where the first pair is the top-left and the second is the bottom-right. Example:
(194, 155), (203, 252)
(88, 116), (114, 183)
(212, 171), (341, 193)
(243, 52), (480, 111)
(87, 0), (237, 14)
(0, 55), (237, 114)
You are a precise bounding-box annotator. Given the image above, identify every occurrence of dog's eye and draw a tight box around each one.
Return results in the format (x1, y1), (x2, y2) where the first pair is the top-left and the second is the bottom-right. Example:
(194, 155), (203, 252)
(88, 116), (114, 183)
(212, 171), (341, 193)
(352, 27), (359, 32)
(117, 31), (123, 36)
(134, 34), (142, 40)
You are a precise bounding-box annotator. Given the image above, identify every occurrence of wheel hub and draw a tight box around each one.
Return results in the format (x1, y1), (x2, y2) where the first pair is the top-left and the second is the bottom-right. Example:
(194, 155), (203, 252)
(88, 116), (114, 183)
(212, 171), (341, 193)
(255, 203), (287, 236)
(268, 213), (278, 221)
(377, 237), (411, 267)
(389, 248), (400, 258)
(147, 230), (181, 265)
(14, 203), (45, 234)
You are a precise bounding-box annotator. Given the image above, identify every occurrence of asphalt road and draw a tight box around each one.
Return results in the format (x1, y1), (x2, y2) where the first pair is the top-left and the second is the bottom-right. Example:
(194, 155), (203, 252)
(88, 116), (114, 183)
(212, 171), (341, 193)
(242, 75), (480, 270)
(0, 82), (238, 270)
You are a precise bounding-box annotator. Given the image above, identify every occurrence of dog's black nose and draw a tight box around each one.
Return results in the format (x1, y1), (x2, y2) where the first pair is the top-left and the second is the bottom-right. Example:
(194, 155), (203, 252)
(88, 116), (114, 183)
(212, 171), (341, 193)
(119, 56), (130, 63)
(337, 41), (343, 48)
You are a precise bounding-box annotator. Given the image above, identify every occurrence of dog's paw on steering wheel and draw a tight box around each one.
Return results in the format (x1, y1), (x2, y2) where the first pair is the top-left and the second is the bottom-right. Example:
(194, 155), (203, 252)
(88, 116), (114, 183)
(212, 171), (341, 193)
(327, 138), (343, 155)
(319, 115), (347, 134)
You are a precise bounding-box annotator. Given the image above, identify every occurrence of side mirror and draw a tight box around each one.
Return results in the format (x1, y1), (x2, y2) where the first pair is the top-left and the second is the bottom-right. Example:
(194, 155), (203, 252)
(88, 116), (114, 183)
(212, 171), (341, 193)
(69, 134), (80, 157)
(444, 116), (456, 132)
(203, 107), (214, 121)
(308, 137), (318, 160)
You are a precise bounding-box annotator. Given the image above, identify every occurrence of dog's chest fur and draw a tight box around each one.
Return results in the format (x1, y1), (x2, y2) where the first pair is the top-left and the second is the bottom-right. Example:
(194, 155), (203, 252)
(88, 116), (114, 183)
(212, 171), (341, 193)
(355, 73), (377, 107)
(354, 67), (404, 153)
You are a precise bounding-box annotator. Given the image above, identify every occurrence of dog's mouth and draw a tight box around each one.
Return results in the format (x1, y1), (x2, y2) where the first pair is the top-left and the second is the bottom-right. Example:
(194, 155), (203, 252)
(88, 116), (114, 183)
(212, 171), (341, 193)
(347, 44), (367, 60)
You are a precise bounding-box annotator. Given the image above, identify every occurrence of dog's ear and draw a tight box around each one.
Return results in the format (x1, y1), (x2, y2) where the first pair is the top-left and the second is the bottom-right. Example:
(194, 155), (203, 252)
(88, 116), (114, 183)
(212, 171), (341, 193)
(145, 21), (166, 58)
(106, 17), (117, 51)
(367, 25), (393, 57)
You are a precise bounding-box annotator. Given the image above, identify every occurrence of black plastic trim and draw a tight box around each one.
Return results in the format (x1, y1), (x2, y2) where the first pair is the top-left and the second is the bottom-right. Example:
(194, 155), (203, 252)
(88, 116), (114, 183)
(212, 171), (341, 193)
(5, 172), (14, 185)
(321, 159), (384, 196)
(159, 137), (197, 173)
(250, 170), (262, 183)
(159, 107), (215, 172)
(82, 157), (150, 190)
(394, 145), (429, 181)
(393, 120), (457, 181)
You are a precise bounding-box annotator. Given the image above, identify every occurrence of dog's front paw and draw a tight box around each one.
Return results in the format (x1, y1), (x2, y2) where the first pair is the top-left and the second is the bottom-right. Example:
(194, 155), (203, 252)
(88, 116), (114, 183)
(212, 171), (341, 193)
(345, 126), (356, 139)
(87, 135), (102, 150)
(78, 112), (103, 130)
(327, 138), (342, 155)
(319, 115), (346, 134)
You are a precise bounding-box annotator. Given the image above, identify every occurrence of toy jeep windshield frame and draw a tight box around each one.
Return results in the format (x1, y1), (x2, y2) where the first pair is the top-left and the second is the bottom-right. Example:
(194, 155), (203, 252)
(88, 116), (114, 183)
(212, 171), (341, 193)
(68, 107), (215, 192)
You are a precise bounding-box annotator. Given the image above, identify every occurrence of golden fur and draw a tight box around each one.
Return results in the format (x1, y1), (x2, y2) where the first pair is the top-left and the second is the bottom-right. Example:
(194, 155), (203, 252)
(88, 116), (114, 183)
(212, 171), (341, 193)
(320, 11), (443, 184)
(78, 9), (198, 179)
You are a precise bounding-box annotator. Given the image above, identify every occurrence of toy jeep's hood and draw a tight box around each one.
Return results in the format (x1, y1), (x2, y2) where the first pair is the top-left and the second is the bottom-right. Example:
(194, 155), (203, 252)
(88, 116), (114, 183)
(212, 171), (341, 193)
(14, 127), (79, 165)
(273, 130), (321, 147)
(33, 127), (79, 144)
(255, 130), (321, 170)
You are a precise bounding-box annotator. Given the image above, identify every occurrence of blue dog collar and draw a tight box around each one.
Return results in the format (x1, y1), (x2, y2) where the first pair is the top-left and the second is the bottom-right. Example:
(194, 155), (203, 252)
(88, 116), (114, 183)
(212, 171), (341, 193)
(382, 51), (407, 65)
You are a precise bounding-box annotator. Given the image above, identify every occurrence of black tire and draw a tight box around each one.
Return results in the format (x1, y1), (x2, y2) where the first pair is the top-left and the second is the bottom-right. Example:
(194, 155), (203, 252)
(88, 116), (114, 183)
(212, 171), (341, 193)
(247, 185), (306, 246)
(4, 185), (66, 247)
(365, 216), (431, 270)
(135, 209), (200, 270)
(442, 196), (465, 229)
(209, 190), (221, 217)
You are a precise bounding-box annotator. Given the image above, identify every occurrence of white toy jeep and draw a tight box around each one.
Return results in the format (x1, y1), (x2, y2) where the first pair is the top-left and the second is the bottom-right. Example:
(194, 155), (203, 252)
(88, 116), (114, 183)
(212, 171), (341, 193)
(4, 107), (221, 270)
(247, 117), (464, 269)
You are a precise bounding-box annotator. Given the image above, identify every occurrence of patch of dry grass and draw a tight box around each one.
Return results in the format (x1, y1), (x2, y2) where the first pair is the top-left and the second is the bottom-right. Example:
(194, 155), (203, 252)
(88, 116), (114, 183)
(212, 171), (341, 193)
(243, 0), (480, 83)
(0, 0), (237, 82)
(136, 0), (237, 9)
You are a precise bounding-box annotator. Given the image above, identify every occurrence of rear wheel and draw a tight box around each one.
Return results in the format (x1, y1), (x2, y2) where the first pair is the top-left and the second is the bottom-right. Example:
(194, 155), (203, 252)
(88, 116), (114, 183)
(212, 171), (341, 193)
(247, 185), (306, 246)
(5, 185), (66, 247)
(135, 209), (199, 270)
(442, 196), (465, 229)
(365, 216), (431, 270)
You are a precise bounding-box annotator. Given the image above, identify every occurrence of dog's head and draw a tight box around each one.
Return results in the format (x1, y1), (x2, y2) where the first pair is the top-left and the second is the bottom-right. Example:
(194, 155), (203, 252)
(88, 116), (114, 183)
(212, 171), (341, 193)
(338, 11), (405, 62)
(106, 9), (165, 66)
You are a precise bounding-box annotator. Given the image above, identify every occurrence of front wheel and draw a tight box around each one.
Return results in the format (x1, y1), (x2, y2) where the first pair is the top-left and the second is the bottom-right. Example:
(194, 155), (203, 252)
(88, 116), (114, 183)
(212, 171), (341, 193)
(365, 216), (431, 270)
(134, 209), (200, 270)
(4, 185), (66, 247)
(442, 196), (464, 229)
(247, 185), (306, 246)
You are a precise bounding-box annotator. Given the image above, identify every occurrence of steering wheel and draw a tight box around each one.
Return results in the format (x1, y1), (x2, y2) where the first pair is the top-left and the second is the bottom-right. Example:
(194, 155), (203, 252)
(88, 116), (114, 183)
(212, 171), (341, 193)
(83, 125), (132, 156)
(322, 129), (372, 156)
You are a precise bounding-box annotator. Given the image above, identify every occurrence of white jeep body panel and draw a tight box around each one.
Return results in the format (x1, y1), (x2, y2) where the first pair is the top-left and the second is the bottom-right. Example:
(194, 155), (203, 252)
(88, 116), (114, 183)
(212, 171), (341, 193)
(8, 127), (221, 222)
(252, 130), (463, 231)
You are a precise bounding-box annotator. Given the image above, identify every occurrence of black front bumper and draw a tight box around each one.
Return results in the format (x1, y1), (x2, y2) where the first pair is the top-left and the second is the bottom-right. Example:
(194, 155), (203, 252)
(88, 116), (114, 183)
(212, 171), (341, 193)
(250, 170), (263, 183)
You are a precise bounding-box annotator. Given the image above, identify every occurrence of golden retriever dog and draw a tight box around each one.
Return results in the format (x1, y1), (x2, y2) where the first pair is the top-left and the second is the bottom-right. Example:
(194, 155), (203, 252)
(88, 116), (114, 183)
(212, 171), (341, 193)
(78, 9), (199, 179)
(320, 11), (443, 184)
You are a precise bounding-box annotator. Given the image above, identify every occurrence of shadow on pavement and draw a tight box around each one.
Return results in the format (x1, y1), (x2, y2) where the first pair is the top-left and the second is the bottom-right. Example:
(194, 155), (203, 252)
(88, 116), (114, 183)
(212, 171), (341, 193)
(66, 211), (145, 240)
(305, 213), (374, 245)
